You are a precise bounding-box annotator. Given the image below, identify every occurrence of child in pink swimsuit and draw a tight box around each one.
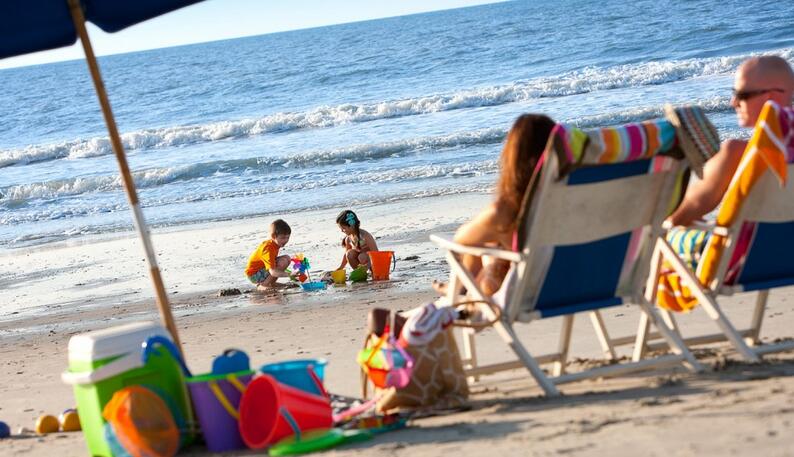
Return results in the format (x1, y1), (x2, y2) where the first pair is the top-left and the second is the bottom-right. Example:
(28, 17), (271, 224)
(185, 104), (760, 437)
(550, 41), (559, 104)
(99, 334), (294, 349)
(336, 209), (379, 271)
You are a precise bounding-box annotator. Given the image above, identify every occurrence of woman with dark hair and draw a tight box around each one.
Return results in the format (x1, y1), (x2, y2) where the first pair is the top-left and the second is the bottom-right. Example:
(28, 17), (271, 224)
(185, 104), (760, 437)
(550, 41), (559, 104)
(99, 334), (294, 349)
(435, 113), (556, 296)
(336, 209), (379, 271)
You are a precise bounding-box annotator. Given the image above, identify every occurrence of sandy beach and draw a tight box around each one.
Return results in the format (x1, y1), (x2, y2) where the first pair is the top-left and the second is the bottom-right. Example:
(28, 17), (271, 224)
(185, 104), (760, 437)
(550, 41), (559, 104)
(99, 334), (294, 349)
(3, 0), (794, 455)
(2, 192), (794, 457)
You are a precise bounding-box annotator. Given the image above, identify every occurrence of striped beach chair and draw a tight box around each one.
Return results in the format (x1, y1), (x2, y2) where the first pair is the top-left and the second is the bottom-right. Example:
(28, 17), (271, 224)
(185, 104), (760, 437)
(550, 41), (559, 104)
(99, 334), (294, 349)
(431, 109), (715, 396)
(634, 101), (794, 362)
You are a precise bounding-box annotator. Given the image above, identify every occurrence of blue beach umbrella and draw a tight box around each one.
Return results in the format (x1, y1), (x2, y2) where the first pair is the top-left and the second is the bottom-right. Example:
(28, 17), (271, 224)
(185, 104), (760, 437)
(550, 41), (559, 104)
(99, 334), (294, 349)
(1, 0), (205, 352)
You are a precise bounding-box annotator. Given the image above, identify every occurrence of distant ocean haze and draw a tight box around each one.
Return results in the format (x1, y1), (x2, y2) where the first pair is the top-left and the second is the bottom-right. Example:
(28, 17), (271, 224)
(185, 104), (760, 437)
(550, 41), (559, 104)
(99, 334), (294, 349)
(1, 0), (792, 249)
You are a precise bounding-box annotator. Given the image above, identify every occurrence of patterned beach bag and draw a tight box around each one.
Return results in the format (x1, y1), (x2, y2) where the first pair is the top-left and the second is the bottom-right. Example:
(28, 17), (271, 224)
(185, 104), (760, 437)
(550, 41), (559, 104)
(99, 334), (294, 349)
(360, 302), (498, 412)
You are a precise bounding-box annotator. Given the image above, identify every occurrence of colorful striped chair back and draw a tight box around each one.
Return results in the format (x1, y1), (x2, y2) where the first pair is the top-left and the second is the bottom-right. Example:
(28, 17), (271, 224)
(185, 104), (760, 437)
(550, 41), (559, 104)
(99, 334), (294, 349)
(508, 135), (685, 322)
(508, 106), (718, 322)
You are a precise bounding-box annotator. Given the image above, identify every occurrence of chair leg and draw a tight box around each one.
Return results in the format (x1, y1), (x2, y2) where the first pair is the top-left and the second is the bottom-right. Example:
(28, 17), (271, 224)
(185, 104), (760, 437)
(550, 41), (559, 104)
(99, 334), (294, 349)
(635, 307), (682, 354)
(638, 301), (703, 372)
(553, 315), (574, 376)
(589, 311), (617, 360)
(632, 311), (651, 362)
(493, 319), (560, 396)
(697, 292), (761, 362)
(462, 327), (479, 383)
(747, 290), (769, 346)
(634, 237), (663, 362)
(659, 308), (681, 335)
(656, 238), (760, 362)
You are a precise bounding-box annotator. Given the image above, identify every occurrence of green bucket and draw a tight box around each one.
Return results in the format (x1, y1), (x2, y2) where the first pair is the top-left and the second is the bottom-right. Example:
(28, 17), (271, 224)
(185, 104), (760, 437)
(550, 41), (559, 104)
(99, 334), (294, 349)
(348, 266), (368, 282)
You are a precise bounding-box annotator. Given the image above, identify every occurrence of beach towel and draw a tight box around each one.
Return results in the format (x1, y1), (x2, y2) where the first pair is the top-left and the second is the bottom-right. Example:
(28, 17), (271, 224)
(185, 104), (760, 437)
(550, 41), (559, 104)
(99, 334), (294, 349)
(400, 302), (458, 346)
(549, 105), (718, 177)
(657, 101), (794, 312)
(552, 118), (676, 167)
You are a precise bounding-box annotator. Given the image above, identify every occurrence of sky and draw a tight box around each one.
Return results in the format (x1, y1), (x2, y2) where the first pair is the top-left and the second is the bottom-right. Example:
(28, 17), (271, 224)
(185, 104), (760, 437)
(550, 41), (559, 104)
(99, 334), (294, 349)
(0, 0), (504, 69)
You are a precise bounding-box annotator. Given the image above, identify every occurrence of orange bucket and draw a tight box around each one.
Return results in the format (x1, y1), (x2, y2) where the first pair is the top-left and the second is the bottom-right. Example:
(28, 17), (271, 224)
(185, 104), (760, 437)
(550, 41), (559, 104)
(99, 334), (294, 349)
(367, 251), (395, 281)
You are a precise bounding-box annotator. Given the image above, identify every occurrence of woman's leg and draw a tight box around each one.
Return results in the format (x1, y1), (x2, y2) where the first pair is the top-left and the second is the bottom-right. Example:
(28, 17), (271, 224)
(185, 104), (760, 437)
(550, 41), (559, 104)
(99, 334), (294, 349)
(434, 251), (506, 297)
(461, 253), (484, 280)
(478, 257), (511, 296)
(433, 253), (481, 296)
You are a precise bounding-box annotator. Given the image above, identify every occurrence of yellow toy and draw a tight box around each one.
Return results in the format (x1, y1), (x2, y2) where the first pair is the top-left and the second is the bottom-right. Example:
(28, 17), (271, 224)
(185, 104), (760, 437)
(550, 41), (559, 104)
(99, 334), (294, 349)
(60, 409), (81, 432)
(35, 414), (59, 434)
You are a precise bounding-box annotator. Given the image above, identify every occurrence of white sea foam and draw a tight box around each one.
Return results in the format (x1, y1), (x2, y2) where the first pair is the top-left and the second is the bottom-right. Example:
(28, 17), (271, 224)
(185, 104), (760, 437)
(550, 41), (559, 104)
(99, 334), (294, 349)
(566, 96), (732, 128)
(3, 49), (789, 169)
(0, 92), (738, 206)
(0, 158), (496, 226)
(0, 129), (504, 204)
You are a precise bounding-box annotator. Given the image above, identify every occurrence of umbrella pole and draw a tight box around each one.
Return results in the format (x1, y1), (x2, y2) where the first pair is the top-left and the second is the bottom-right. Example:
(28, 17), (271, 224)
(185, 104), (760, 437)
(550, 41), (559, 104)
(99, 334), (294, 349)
(67, 0), (183, 354)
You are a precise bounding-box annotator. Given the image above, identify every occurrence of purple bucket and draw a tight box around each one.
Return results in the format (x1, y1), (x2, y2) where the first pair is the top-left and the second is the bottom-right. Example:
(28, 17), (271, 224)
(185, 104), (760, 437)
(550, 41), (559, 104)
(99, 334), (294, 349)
(187, 370), (253, 452)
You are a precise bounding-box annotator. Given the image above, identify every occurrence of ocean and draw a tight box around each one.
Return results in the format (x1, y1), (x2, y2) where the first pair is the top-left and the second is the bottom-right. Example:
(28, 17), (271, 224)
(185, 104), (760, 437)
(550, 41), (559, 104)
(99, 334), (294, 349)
(1, 0), (793, 251)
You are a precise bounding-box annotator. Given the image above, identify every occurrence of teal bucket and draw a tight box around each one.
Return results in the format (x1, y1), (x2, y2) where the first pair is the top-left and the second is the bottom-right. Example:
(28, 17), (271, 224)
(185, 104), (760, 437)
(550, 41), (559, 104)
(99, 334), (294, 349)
(260, 359), (328, 397)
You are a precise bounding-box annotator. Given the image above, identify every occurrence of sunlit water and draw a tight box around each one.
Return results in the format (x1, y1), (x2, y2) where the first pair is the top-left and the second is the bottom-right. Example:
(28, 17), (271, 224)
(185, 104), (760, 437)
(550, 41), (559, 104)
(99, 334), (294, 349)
(1, 0), (792, 250)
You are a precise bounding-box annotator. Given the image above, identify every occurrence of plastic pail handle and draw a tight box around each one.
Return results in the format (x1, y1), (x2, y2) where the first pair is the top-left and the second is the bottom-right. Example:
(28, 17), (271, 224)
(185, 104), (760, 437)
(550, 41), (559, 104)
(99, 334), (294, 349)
(207, 374), (247, 419)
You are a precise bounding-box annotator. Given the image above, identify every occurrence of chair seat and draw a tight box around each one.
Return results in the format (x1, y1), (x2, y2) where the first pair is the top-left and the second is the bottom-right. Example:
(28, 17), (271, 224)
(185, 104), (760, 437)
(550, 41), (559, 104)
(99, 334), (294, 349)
(533, 297), (624, 320)
(730, 277), (794, 293)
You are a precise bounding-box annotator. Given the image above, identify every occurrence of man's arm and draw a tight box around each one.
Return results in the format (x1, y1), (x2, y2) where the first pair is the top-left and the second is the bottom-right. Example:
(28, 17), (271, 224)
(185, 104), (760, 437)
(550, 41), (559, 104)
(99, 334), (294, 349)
(668, 139), (746, 226)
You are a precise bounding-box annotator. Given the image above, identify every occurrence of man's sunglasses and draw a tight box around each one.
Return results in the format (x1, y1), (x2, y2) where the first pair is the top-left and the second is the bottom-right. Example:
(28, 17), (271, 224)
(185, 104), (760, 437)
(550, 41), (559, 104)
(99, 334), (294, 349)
(731, 87), (785, 101)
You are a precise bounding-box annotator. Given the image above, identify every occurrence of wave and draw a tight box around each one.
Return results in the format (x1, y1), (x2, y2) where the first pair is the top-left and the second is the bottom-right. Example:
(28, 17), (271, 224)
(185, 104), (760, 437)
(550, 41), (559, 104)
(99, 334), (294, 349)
(0, 94), (738, 206)
(0, 159), (497, 227)
(1, 179), (496, 250)
(567, 96), (732, 128)
(2, 48), (789, 169)
(0, 128), (503, 204)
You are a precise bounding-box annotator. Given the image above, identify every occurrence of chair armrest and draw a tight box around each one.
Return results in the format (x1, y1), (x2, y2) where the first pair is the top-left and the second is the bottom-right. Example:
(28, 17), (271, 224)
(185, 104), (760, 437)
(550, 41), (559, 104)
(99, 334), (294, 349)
(662, 219), (729, 236)
(689, 219), (714, 231)
(429, 234), (523, 263)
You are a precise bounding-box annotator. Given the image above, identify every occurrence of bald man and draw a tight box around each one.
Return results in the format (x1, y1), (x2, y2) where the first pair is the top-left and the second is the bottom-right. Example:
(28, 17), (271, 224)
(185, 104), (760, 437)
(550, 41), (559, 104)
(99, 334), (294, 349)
(669, 55), (794, 226)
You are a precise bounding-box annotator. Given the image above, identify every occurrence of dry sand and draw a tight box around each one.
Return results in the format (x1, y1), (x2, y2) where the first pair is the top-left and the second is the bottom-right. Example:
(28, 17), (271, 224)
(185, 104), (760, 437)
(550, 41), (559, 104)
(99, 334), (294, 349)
(2, 193), (794, 456)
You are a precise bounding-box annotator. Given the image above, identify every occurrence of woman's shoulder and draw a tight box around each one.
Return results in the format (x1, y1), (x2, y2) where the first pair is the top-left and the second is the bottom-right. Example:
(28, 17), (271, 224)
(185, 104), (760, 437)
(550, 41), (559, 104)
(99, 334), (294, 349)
(481, 200), (515, 227)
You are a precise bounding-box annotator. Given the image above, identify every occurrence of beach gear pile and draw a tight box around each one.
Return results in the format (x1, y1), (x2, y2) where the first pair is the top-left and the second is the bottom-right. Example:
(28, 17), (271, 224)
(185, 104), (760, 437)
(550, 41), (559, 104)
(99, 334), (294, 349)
(60, 321), (405, 456)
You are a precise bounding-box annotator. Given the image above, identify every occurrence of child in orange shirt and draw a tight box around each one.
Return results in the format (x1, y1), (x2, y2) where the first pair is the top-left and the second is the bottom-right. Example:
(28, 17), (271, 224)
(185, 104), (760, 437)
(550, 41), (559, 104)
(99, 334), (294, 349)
(245, 219), (292, 289)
